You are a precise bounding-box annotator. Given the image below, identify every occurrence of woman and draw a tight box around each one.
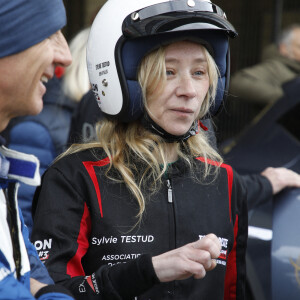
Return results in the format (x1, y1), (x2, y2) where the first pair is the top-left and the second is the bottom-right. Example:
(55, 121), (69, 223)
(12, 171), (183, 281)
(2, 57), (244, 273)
(32, 0), (247, 299)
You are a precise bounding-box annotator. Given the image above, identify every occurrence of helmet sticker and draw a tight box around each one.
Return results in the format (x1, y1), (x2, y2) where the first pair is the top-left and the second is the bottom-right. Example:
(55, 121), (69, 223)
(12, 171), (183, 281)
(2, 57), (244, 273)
(92, 83), (101, 105)
(96, 61), (110, 77)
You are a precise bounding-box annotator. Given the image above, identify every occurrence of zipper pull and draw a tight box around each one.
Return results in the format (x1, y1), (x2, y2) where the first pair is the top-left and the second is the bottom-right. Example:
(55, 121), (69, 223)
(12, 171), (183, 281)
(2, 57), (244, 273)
(167, 179), (173, 203)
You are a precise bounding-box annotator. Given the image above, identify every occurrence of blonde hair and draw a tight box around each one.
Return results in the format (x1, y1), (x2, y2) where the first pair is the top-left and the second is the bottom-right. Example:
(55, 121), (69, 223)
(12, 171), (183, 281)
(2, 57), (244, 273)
(62, 27), (91, 102)
(61, 42), (223, 223)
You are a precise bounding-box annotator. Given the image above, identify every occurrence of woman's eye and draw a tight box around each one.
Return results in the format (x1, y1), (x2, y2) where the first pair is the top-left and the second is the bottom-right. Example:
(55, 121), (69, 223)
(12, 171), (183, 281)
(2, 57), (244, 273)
(166, 70), (174, 76)
(194, 70), (204, 76)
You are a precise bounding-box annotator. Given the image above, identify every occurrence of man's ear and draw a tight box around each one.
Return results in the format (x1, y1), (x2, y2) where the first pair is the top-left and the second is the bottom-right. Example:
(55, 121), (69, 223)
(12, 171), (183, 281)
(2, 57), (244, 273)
(279, 43), (289, 57)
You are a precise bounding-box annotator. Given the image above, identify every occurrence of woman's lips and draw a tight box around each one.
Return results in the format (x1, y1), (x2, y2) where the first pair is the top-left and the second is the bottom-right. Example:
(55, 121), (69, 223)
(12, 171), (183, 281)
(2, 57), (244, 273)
(171, 107), (194, 114)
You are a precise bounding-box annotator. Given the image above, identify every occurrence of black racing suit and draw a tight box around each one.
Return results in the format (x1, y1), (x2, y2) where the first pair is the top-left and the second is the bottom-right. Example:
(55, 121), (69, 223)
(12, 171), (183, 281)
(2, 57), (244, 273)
(32, 148), (248, 300)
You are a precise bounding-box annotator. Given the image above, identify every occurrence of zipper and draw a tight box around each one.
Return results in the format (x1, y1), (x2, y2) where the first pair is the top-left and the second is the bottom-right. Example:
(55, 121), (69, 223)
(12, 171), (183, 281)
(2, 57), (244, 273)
(6, 183), (22, 279)
(166, 178), (176, 296)
(166, 179), (173, 203)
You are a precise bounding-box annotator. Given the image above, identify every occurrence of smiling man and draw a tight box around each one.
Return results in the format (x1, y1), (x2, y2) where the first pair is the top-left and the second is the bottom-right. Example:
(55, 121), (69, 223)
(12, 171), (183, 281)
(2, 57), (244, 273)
(0, 0), (73, 299)
(0, 2), (72, 131)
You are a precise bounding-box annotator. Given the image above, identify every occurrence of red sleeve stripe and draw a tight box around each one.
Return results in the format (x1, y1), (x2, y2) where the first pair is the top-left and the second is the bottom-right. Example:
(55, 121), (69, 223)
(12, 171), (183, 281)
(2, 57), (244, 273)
(82, 157), (110, 218)
(196, 157), (233, 222)
(66, 202), (91, 277)
(224, 214), (239, 300)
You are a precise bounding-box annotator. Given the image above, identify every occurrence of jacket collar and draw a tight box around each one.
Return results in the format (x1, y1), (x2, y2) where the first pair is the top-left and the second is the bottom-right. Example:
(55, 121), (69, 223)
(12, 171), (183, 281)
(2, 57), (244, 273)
(0, 146), (40, 186)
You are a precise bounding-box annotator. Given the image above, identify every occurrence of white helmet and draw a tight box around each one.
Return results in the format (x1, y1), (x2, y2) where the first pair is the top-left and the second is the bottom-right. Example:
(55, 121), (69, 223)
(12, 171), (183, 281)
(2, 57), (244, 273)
(87, 0), (237, 122)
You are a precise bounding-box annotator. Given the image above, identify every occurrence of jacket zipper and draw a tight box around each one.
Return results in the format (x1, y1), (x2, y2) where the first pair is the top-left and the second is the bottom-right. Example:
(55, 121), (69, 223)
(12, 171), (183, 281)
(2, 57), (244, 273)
(6, 183), (22, 279)
(166, 179), (173, 203)
(166, 178), (176, 297)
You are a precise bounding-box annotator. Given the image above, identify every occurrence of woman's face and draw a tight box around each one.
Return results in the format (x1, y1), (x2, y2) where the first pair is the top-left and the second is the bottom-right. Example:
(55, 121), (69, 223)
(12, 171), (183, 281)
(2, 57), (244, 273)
(147, 41), (210, 136)
(0, 30), (72, 131)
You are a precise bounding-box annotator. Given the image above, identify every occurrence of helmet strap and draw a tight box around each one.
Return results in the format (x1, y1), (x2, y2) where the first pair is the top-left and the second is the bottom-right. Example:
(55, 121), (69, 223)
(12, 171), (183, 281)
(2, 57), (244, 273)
(141, 112), (199, 143)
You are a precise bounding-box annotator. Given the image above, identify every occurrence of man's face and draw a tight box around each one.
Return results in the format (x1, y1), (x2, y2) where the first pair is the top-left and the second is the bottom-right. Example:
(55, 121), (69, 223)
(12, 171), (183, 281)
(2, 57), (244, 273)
(289, 28), (300, 62)
(0, 30), (71, 131)
(280, 28), (300, 63)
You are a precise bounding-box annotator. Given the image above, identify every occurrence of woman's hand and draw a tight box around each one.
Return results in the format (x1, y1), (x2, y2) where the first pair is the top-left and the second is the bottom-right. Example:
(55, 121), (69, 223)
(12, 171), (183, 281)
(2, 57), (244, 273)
(152, 233), (221, 282)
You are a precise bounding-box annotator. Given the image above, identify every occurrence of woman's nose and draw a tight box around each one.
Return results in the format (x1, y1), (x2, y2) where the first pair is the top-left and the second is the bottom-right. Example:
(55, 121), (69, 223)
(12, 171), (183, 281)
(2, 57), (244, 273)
(53, 31), (72, 67)
(175, 75), (197, 99)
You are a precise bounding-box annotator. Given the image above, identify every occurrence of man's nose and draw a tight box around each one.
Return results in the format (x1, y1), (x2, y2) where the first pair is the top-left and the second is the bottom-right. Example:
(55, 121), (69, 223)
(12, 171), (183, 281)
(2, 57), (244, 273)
(54, 31), (72, 67)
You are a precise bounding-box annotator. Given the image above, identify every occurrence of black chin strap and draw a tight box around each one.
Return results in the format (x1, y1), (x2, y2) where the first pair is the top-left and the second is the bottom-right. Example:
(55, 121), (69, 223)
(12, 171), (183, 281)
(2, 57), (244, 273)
(141, 112), (198, 143)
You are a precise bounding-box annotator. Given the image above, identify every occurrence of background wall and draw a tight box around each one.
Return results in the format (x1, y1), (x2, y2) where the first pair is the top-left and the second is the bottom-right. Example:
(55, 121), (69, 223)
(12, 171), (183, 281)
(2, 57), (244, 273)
(63, 0), (106, 40)
(213, 0), (300, 73)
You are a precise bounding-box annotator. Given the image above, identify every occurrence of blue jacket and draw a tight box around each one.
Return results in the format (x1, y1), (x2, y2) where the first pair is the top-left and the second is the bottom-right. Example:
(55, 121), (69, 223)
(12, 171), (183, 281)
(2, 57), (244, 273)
(0, 144), (73, 299)
(3, 76), (77, 236)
